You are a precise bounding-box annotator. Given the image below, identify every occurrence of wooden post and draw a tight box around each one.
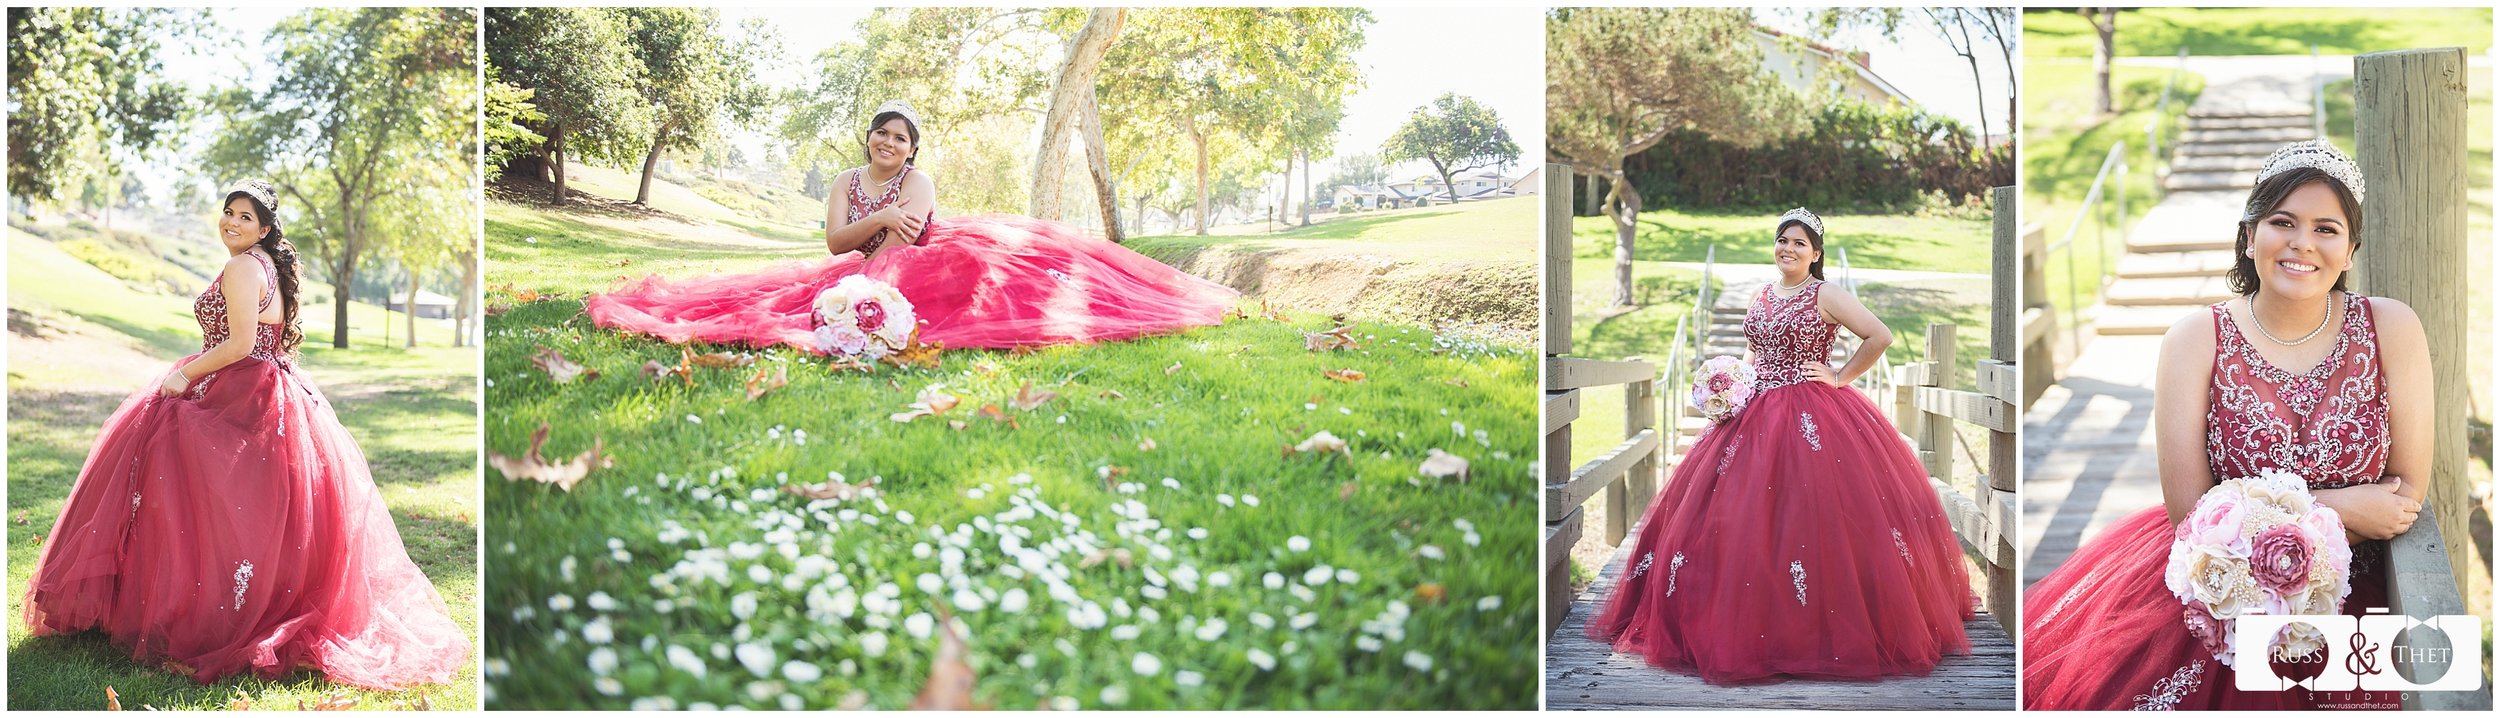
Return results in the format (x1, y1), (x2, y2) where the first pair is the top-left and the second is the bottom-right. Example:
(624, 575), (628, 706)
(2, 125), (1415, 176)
(2350, 48), (2475, 602)
(1542, 162), (1577, 637)
(1622, 377), (1656, 539)
(1920, 323), (1957, 482)
(1987, 185), (2020, 638)
(2019, 223), (2056, 408)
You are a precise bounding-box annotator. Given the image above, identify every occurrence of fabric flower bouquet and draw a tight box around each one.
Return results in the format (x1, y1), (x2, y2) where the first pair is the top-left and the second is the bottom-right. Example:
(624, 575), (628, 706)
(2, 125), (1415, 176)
(811, 275), (917, 360)
(1688, 356), (1758, 425)
(2163, 469), (2353, 667)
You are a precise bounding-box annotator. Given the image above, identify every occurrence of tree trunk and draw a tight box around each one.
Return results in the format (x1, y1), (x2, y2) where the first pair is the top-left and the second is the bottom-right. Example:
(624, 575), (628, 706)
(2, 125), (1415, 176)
(1189, 120), (1209, 236)
(404, 264), (419, 348)
(1435, 159), (1460, 203)
(1607, 170), (1641, 308)
(1135, 193), (1149, 236)
(1299, 151), (1312, 226)
(1077, 84), (1123, 243)
(2087, 9), (2118, 116)
(549, 126), (570, 206)
(331, 269), (353, 349)
(634, 119), (676, 206)
(457, 248), (477, 348)
(1029, 8), (1126, 220)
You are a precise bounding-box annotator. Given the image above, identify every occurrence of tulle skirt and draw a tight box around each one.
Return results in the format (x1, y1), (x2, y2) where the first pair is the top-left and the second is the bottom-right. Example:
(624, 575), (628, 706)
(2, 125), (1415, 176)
(2021, 507), (2393, 710)
(1585, 381), (1975, 685)
(585, 215), (1240, 351)
(21, 356), (471, 690)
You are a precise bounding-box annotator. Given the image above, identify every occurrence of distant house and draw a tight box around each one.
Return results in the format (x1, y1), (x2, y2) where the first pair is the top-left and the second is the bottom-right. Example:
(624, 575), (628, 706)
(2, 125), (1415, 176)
(1505, 166), (1543, 196)
(1387, 170), (1524, 204)
(1333, 185), (1394, 211)
(1752, 26), (1914, 108)
(384, 288), (460, 319)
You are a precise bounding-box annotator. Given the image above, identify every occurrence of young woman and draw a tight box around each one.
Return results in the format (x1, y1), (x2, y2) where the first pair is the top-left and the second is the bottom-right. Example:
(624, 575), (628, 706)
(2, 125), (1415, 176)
(20, 180), (471, 689)
(586, 100), (1239, 350)
(2021, 140), (2432, 710)
(1584, 207), (1974, 685)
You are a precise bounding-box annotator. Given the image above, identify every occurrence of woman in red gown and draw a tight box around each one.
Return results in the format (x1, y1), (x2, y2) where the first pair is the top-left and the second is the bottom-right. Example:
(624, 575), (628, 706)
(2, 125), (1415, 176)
(2021, 141), (2433, 710)
(21, 181), (472, 690)
(587, 100), (1238, 351)
(1584, 208), (1975, 685)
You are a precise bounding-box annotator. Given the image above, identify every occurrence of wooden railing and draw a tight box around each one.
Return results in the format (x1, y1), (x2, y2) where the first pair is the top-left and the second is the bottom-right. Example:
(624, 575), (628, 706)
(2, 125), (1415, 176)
(1543, 164), (1668, 635)
(2018, 222), (2056, 408)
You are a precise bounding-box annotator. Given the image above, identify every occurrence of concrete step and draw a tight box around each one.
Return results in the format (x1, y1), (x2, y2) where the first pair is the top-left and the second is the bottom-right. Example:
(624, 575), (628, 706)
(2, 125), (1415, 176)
(2125, 192), (2245, 254)
(2094, 304), (2211, 336)
(2126, 233), (2235, 254)
(2164, 170), (2256, 193)
(2176, 140), (2304, 159)
(2104, 275), (2237, 307)
(2170, 154), (2270, 174)
(2186, 113), (2314, 131)
(2115, 249), (2240, 279)
(2179, 126), (2316, 145)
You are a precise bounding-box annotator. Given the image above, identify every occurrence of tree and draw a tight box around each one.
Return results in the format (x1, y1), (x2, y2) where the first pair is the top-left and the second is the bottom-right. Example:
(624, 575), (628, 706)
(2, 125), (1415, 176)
(1321, 151), (1389, 191)
(1028, 8), (1124, 238)
(618, 8), (769, 207)
(1548, 7), (1804, 307)
(2080, 9), (2120, 116)
(482, 64), (546, 183)
(209, 7), (477, 349)
(802, 165), (828, 200)
(6, 8), (197, 205)
(485, 7), (652, 204)
(1382, 93), (1519, 203)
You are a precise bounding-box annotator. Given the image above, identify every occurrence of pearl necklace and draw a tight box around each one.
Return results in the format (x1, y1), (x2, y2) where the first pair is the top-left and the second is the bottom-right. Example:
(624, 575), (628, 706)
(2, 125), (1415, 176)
(2248, 295), (2334, 346)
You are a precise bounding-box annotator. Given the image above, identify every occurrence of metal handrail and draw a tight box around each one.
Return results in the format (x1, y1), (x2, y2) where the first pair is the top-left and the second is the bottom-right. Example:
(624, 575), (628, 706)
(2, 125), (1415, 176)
(2045, 142), (2129, 350)
(2146, 47), (2187, 162)
(1834, 246), (1897, 415)
(2312, 45), (2326, 139)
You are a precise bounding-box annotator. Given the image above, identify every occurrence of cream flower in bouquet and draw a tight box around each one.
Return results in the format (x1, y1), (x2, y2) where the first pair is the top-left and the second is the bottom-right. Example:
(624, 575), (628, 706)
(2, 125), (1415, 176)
(1689, 356), (1758, 425)
(2163, 469), (2351, 667)
(812, 276), (917, 360)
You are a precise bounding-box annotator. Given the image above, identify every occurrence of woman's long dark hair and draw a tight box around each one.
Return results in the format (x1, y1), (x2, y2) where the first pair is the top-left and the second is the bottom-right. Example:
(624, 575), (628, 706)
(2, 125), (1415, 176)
(2227, 167), (2364, 296)
(1777, 219), (1826, 280)
(865, 110), (920, 166)
(227, 191), (304, 356)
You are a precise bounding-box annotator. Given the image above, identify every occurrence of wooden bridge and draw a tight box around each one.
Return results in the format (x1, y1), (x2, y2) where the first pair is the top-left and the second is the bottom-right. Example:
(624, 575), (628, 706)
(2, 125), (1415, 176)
(1541, 171), (2018, 709)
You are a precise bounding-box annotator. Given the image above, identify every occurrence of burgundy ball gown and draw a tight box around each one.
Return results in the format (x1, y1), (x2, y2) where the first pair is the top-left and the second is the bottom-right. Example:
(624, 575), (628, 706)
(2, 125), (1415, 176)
(2023, 293), (2395, 710)
(20, 251), (471, 690)
(1585, 279), (1975, 685)
(585, 164), (1238, 351)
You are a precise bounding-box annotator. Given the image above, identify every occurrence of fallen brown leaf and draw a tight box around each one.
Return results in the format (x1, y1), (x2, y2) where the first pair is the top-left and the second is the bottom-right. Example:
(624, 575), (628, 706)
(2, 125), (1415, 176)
(1259, 301), (1289, 322)
(881, 327), (945, 370)
(889, 385), (962, 423)
(947, 420), (968, 431)
(686, 349), (754, 369)
(907, 607), (980, 710)
(106, 686), (121, 711)
(1303, 324), (1359, 352)
(13, 510), (24, 525)
(1323, 368), (1366, 383)
(1285, 430), (1351, 458)
(486, 423), (611, 491)
(302, 694), (358, 711)
(1096, 389), (1126, 400)
(514, 289), (541, 302)
(1163, 361), (1183, 376)
(1338, 482), (1359, 501)
(744, 365), (788, 401)
(1078, 547), (1136, 570)
(784, 474), (880, 501)
(1008, 345), (1041, 357)
(227, 696), (250, 711)
(529, 346), (599, 384)
(1415, 583), (1449, 604)
(1009, 381), (1058, 411)
(1419, 449), (1471, 482)
(641, 352), (693, 387)
(1138, 436), (1158, 452)
(970, 360), (1002, 375)
(1442, 377), (1471, 388)
(976, 403), (1019, 429)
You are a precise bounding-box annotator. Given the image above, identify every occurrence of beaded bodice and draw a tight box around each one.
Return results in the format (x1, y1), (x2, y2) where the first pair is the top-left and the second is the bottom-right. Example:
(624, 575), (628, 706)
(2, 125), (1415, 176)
(193, 250), (286, 363)
(1745, 279), (1836, 391)
(845, 165), (927, 257)
(2205, 293), (2388, 489)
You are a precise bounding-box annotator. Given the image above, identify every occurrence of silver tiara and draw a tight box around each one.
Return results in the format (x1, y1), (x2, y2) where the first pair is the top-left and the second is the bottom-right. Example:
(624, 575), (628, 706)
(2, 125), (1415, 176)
(1777, 207), (1823, 238)
(222, 179), (280, 225)
(873, 99), (922, 135)
(2255, 139), (2365, 202)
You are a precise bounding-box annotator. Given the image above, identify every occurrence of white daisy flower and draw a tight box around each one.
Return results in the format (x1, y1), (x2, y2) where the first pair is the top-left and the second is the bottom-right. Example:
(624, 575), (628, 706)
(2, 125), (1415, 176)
(1132, 652), (1162, 676)
(1404, 650), (1434, 672)
(1247, 648), (1277, 671)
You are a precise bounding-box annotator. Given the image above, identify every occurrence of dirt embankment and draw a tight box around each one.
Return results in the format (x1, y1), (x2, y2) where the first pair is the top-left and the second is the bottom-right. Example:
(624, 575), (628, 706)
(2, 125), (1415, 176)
(1143, 244), (1536, 343)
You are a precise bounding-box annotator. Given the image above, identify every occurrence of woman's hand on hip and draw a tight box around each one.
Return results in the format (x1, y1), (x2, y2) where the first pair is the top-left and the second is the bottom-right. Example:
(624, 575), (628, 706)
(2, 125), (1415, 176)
(1803, 361), (1844, 387)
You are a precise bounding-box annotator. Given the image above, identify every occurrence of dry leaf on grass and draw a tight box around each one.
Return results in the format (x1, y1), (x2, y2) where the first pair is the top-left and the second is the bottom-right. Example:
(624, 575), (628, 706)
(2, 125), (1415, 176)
(907, 607), (980, 710)
(976, 404), (1019, 429)
(1323, 368), (1366, 383)
(1284, 430), (1351, 458)
(785, 474), (880, 501)
(105, 686), (120, 711)
(1096, 389), (1126, 400)
(881, 328), (945, 370)
(1163, 361), (1183, 376)
(1338, 482), (1359, 501)
(686, 349), (754, 369)
(227, 696), (251, 711)
(1419, 449), (1471, 482)
(1138, 436), (1157, 452)
(744, 365), (788, 401)
(1258, 301), (1289, 322)
(514, 289), (541, 302)
(1442, 377), (1470, 388)
(487, 423), (611, 491)
(641, 352), (693, 387)
(1078, 547), (1136, 570)
(301, 694), (359, 711)
(1415, 583), (1449, 604)
(1303, 325), (1359, 352)
(13, 510), (25, 525)
(889, 385), (961, 423)
(1009, 381), (1057, 411)
(530, 346), (599, 384)
(970, 360), (1002, 375)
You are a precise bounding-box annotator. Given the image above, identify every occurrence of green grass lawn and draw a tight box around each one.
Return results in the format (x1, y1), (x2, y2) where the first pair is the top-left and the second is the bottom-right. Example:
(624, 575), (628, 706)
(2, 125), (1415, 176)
(1568, 207), (1993, 275)
(1130, 196), (1536, 264)
(481, 202), (1537, 708)
(2023, 7), (2492, 59)
(7, 237), (479, 710)
(2024, 59), (2206, 319)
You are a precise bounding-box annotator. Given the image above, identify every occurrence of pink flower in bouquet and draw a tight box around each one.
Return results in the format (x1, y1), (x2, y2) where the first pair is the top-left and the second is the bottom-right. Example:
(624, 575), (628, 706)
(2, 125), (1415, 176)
(2248, 524), (2315, 596)
(815, 325), (869, 357)
(855, 297), (889, 333)
(1707, 372), (1734, 394)
(2183, 487), (2252, 553)
(2181, 605), (2232, 664)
